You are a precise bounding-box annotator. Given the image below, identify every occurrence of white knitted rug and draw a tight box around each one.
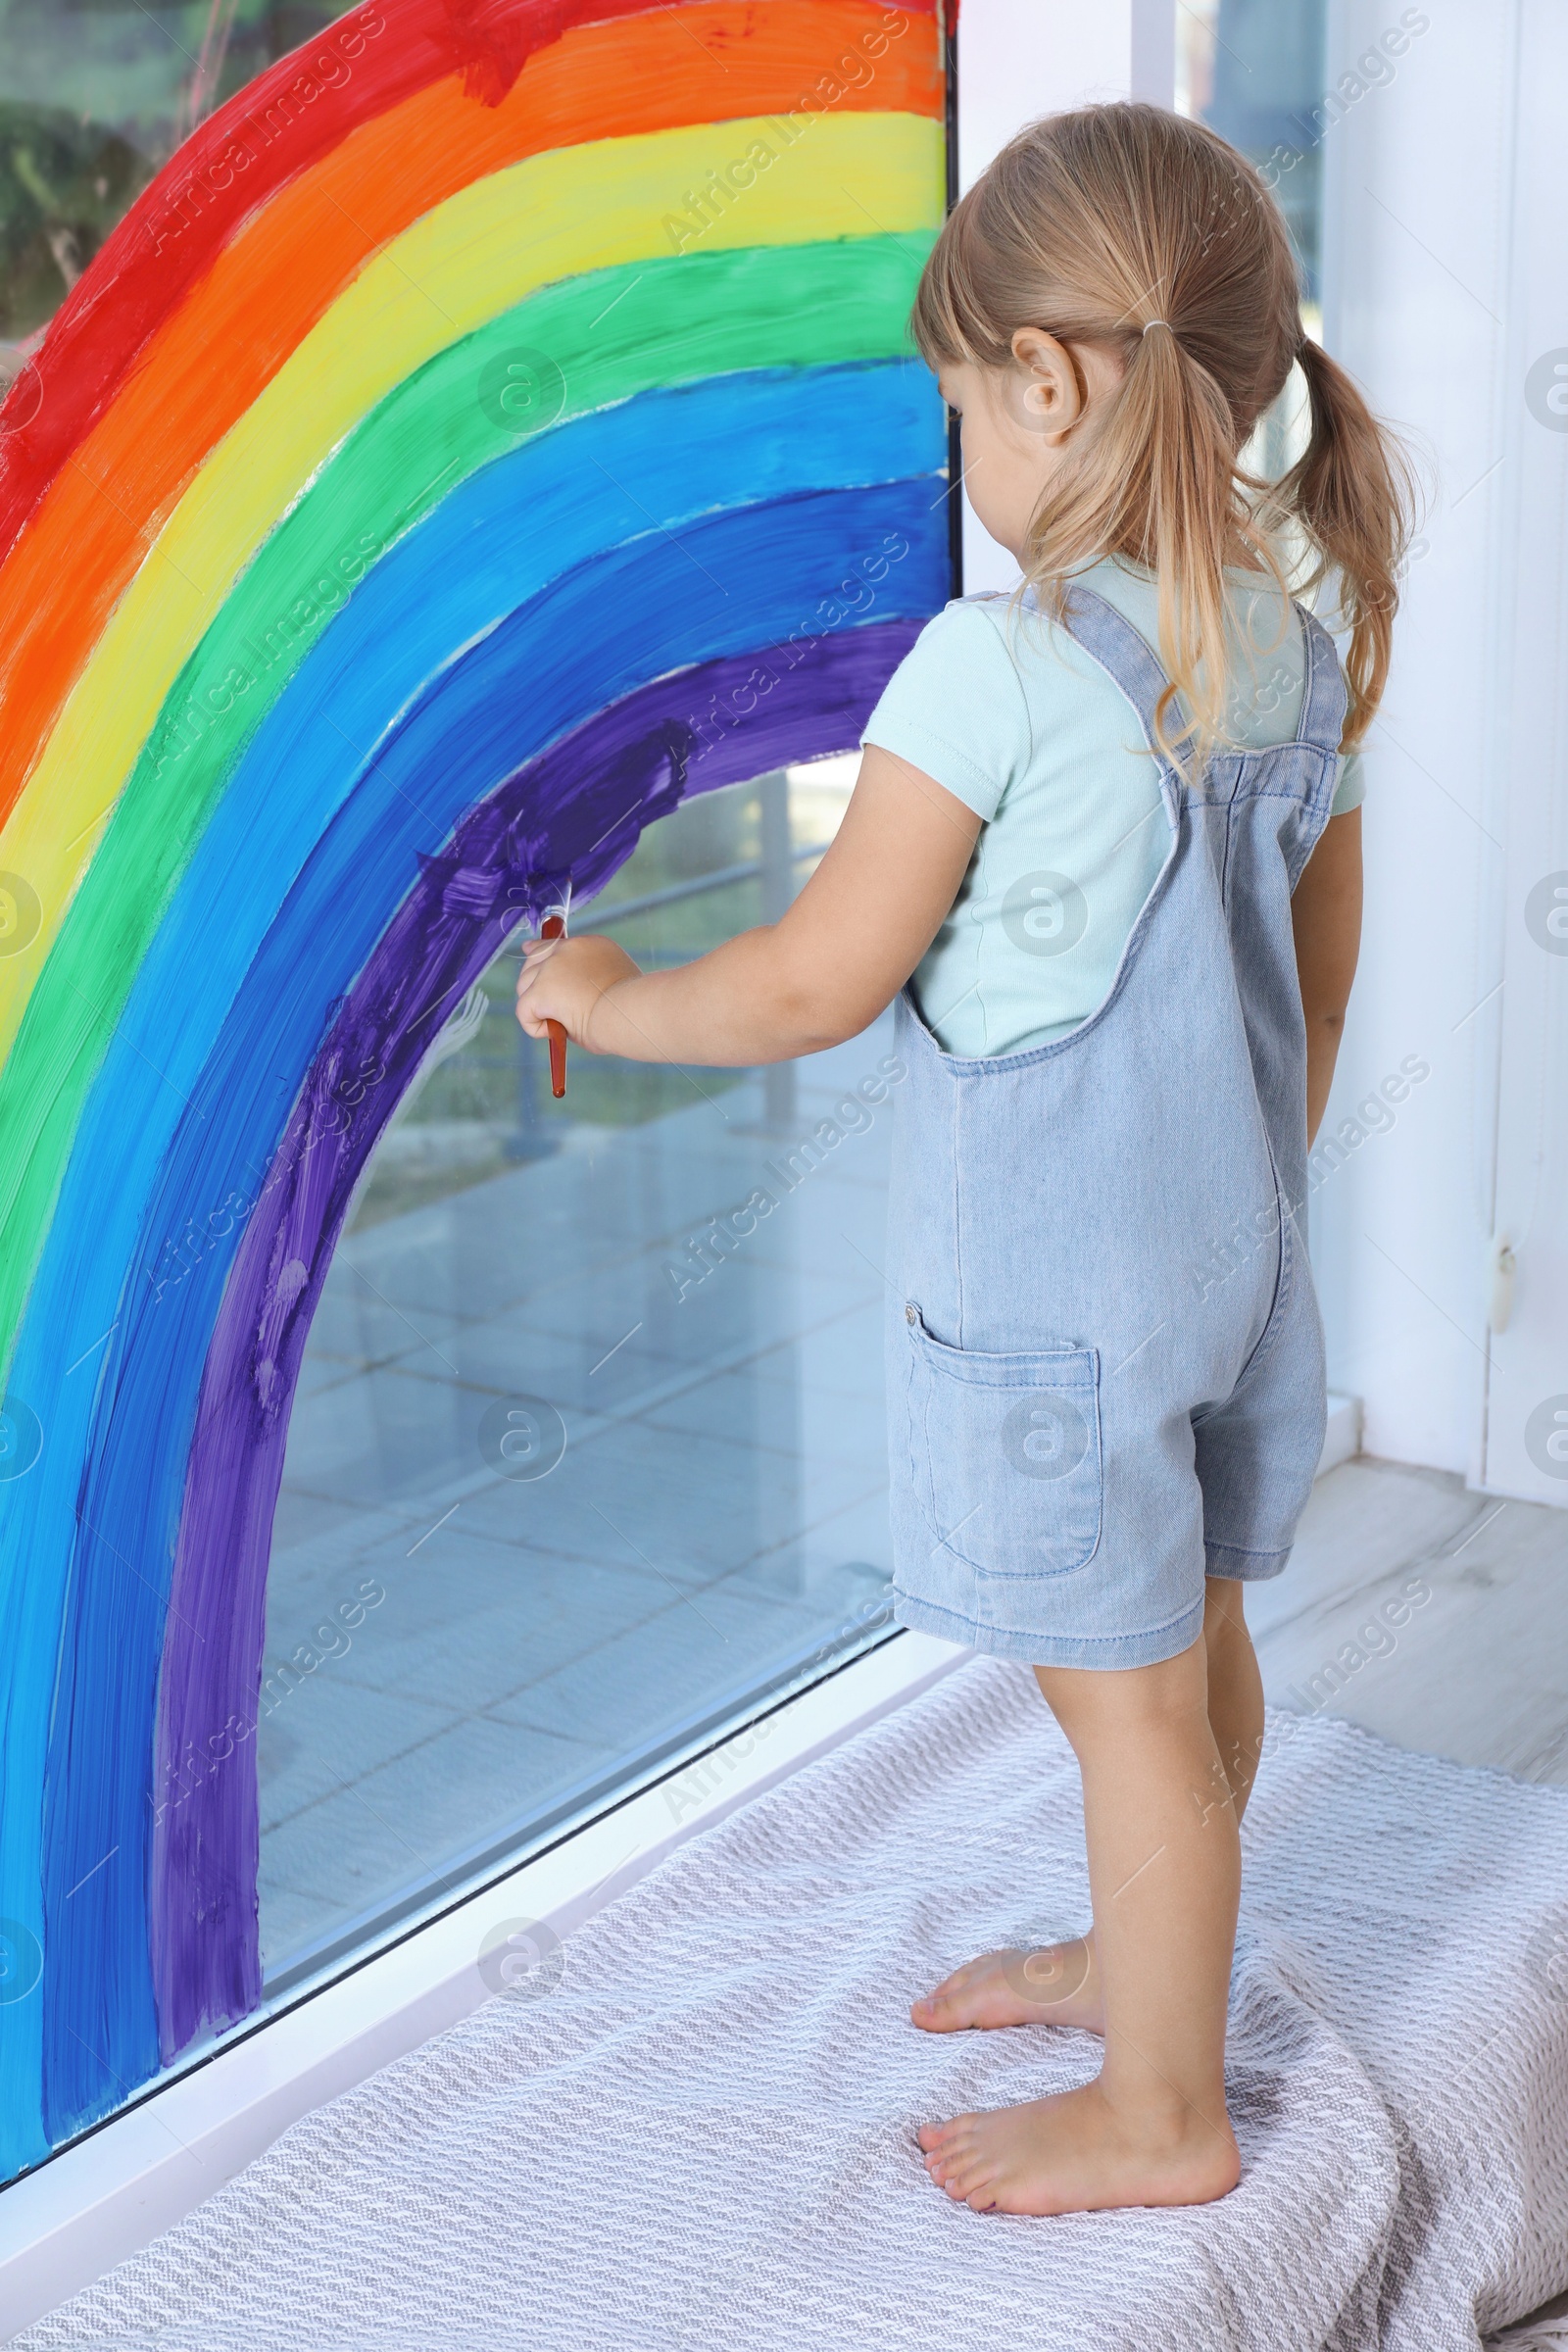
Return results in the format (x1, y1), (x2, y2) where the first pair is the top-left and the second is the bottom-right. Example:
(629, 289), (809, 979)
(17, 1659), (1568, 2352)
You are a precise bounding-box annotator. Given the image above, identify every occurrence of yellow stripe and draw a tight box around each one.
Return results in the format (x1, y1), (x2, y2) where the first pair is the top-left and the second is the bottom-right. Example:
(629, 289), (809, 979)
(0, 110), (942, 1064)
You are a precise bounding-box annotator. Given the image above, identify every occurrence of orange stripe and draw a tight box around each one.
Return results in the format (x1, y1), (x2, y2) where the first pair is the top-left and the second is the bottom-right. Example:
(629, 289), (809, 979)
(0, 0), (940, 833)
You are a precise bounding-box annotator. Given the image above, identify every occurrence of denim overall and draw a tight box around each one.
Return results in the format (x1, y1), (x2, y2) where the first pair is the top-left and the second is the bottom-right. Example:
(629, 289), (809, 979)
(886, 582), (1348, 1667)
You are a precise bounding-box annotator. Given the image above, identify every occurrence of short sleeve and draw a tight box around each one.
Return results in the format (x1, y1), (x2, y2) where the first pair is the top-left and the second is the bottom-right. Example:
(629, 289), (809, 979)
(860, 599), (1030, 820)
(1330, 750), (1365, 815)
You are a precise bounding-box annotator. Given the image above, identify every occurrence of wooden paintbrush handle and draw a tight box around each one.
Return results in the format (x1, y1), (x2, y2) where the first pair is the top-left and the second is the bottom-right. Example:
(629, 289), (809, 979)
(541, 912), (567, 1098)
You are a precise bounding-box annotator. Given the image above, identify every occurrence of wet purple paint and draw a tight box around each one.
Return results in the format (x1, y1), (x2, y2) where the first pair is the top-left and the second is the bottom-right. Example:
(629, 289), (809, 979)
(151, 619), (918, 2052)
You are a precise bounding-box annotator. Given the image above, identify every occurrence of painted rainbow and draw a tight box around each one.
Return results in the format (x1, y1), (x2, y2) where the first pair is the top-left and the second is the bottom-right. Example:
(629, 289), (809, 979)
(0, 0), (953, 2174)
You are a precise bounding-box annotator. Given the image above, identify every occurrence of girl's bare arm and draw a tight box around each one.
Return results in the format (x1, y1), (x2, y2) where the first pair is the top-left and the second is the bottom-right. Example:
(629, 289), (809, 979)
(1291, 808), (1363, 1145)
(515, 748), (981, 1067)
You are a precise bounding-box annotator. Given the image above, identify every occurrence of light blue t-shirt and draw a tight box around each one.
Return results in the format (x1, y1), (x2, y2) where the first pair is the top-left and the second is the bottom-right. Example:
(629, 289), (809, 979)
(861, 556), (1362, 1056)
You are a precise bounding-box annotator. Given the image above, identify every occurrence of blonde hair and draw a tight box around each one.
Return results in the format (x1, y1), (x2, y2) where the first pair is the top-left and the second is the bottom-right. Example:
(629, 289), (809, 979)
(912, 102), (1415, 767)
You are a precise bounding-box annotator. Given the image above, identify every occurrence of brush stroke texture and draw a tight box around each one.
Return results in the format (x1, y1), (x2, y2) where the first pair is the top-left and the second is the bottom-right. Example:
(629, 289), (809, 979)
(3, 453), (939, 2156)
(0, 0), (934, 562)
(130, 247), (923, 819)
(0, 2), (941, 833)
(0, 112), (940, 1059)
(155, 618), (918, 2053)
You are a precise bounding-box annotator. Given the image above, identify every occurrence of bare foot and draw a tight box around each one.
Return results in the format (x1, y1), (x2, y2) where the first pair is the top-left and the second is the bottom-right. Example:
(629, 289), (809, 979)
(917, 2079), (1241, 2215)
(910, 1938), (1104, 2035)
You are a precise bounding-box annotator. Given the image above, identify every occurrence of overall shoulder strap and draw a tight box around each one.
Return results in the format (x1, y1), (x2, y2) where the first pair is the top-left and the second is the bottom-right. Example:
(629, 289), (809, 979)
(1057, 581), (1350, 767)
(1293, 603), (1351, 755)
(1051, 581), (1190, 779)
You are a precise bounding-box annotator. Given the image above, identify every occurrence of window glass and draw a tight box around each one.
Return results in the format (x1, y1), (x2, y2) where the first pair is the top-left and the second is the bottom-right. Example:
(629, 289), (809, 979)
(0, 0), (948, 2180)
(260, 760), (901, 1988)
(1176, 0), (1328, 311)
(1176, 1), (1325, 492)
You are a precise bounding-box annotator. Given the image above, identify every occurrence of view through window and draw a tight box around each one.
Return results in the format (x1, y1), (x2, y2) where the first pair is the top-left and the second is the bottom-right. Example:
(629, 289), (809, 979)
(1175, 0), (1328, 310)
(259, 760), (904, 1988)
(1177, 0), (1327, 485)
(1, 1), (346, 373)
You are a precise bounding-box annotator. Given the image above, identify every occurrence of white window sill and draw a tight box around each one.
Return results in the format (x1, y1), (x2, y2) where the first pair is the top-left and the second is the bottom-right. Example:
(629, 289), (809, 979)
(0, 1629), (969, 2339)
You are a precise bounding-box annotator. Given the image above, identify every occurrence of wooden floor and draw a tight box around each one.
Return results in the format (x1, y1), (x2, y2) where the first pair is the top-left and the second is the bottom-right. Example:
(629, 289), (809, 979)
(1252, 1454), (1568, 1786)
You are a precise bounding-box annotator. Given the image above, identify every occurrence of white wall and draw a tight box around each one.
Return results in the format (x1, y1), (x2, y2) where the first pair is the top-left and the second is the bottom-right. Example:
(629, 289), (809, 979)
(956, 0), (1174, 594)
(1315, 0), (1568, 1499)
(1475, 0), (1568, 1504)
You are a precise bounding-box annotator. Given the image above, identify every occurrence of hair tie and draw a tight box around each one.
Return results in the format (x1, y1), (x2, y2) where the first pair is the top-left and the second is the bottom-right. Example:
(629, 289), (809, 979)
(1143, 318), (1171, 335)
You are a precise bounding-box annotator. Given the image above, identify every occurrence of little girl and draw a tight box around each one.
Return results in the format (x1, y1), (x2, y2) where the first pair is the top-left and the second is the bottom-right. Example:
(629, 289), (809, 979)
(517, 103), (1409, 2218)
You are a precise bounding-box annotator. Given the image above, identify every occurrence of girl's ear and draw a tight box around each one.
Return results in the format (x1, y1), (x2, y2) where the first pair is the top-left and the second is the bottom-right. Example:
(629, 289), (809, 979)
(1008, 327), (1084, 440)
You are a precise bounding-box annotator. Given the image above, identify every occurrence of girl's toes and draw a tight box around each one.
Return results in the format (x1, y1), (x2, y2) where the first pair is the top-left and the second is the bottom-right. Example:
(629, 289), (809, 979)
(937, 2150), (993, 2203)
(921, 2116), (981, 2180)
(910, 1992), (954, 2028)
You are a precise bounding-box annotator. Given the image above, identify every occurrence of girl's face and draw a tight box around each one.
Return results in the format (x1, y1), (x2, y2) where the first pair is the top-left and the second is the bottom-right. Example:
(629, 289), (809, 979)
(939, 331), (1128, 564)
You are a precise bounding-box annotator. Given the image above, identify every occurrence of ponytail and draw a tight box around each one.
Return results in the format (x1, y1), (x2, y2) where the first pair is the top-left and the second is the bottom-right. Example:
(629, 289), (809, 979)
(1102, 317), (1267, 772)
(1265, 335), (1415, 749)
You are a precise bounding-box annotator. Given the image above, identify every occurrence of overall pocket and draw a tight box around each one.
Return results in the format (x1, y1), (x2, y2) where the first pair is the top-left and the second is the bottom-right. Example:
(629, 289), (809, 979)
(905, 1307), (1102, 1579)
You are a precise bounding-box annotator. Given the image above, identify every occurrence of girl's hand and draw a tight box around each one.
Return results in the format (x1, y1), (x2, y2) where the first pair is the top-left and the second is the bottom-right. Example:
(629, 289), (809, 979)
(514, 933), (642, 1054)
(507, 748), (980, 1069)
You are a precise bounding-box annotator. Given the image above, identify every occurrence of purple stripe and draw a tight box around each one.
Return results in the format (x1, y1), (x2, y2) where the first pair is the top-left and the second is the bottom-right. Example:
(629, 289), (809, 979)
(150, 619), (918, 2051)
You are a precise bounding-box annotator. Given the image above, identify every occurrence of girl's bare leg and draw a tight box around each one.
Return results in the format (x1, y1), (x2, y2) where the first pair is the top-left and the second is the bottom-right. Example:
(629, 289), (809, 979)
(1200, 1574), (1265, 1819)
(916, 1631), (1243, 2213)
(911, 1578), (1261, 2037)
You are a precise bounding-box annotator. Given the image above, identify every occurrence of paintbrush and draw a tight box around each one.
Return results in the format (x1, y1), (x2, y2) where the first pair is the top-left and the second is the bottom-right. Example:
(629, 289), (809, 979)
(539, 880), (571, 1099)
